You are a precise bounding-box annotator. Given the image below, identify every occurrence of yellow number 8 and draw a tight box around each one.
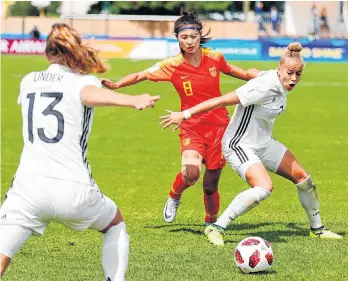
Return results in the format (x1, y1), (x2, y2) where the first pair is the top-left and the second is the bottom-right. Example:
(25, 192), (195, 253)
(183, 81), (193, 96)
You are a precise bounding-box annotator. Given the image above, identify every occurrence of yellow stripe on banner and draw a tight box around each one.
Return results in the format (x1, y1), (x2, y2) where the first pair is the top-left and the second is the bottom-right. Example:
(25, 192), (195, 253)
(86, 40), (140, 59)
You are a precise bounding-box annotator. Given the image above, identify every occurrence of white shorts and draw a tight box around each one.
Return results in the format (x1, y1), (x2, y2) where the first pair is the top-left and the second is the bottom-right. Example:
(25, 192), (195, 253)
(222, 138), (288, 180)
(0, 174), (117, 235)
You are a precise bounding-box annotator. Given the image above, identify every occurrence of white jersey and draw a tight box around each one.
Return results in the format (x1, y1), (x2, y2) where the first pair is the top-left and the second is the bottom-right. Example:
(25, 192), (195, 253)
(222, 69), (288, 151)
(15, 64), (101, 184)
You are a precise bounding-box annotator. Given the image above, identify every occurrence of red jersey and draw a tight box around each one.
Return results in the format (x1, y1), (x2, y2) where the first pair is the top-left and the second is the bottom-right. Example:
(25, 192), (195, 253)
(145, 48), (231, 128)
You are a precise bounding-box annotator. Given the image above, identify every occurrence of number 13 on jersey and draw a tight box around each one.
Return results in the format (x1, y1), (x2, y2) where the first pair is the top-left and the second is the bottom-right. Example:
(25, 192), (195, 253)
(26, 92), (65, 144)
(183, 81), (193, 96)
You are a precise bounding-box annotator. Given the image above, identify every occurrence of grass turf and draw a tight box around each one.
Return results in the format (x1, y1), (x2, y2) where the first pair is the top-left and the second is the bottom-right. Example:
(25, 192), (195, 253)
(1, 56), (348, 280)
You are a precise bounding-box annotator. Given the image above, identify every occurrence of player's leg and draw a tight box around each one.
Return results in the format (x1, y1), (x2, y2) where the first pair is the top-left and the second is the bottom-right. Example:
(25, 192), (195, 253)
(0, 225), (33, 276)
(202, 125), (226, 225)
(164, 149), (203, 223)
(99, 208), (129, 281)
(205, 146), (272, 246)
(164, 129), (206, 223)
(274, 147), (342, 239)
(67, 185), (130, 281)
(0, 175), (49, 276)
(202, 168), (222, 225)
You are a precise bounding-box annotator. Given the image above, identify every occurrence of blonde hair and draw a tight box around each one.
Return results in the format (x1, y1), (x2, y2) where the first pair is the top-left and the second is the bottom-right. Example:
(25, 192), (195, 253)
(45, 23), (108, 75)
(280, 42), (303, 65)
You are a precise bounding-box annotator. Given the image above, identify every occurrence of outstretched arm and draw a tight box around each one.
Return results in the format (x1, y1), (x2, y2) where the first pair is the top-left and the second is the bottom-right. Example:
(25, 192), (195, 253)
(81, 85), (160, 110)
(224, 65), (260, 81)
(101, 71), (147, 90)
(160, 91), (240, 130)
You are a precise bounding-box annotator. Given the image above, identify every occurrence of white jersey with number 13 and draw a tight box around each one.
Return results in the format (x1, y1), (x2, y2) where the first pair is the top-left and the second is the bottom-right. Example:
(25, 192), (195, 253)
(16, 64), (101, 184)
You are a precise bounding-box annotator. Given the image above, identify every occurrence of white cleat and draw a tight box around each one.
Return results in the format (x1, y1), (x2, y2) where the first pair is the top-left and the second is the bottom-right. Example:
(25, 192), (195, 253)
(163, 197), (180, 223)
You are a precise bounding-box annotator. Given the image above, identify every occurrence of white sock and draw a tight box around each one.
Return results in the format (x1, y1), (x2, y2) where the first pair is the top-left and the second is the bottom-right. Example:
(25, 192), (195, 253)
(296, 175), (323, 229)
(215, 186), (271, 229)
(102, 222), (130, 281)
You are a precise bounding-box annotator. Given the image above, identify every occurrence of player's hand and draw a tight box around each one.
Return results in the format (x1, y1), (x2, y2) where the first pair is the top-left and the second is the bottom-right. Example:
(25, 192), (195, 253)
(101, 78), (119, 90)
(133, 94), (160, 110)
(246, 68), (260, 80)
(159, 110), (185, 131)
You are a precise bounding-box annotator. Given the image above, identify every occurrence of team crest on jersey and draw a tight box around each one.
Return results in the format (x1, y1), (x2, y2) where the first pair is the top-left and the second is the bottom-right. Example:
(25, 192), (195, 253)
(209, 67), (217, 77)
(183, 138), (190, 146)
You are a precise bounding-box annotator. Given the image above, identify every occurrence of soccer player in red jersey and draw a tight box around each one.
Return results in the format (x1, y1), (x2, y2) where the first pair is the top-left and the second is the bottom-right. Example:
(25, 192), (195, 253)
(102, 9), (259, 225)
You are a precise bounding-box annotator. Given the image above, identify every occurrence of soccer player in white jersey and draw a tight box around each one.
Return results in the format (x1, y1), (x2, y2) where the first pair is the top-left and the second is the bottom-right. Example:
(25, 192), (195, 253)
(0, 23), (160, 279)
(160, 42), (342, 246)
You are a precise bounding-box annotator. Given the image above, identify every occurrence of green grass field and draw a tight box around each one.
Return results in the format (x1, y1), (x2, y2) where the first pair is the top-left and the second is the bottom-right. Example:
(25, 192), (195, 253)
(1, 56), (348, 281)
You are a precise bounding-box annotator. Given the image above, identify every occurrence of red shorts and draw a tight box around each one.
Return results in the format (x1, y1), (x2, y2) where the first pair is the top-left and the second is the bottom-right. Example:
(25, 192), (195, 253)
(179, 123), (228, 170)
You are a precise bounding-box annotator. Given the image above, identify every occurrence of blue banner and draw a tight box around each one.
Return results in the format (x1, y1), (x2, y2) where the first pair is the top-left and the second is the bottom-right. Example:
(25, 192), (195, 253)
(168, 37), (348, 62)
(205, 40), (262, 60)
(259, 38), (348, 62)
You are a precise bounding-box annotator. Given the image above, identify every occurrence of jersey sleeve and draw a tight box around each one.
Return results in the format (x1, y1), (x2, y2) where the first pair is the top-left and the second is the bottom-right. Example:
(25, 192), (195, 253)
(236, 78), (270, 107)
(74, 75), (102, 105)
(76, 75), (102, 91)
(218, 53), (232, 74)
(144, 61), (173, 82)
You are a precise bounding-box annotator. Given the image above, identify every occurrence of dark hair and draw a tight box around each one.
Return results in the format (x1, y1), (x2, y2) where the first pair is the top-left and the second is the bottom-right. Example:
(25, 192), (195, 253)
(174, 8), (211, 46)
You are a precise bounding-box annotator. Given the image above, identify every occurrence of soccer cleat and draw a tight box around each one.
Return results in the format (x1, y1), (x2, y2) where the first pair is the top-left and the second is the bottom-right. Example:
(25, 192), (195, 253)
(310, 227), (343, 239)
(204, 224), (225, 246)
(163, 197), (180, 223)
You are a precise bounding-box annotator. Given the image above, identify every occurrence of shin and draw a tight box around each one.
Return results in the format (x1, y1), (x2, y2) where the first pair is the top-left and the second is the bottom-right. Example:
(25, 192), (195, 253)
(296, 175), (322, 229)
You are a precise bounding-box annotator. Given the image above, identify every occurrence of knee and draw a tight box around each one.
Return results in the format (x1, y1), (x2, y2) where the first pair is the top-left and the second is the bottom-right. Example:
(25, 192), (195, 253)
(102, 208), (124, 233)
(261, 183), (273, 193)
(203, 185), (218, 195)
(203, 178), (219, 195)
(182, 165), (200, 185)
(292, 170), (309, 185)
(254, 179), (273, 192)
(248, 178), (273, 193)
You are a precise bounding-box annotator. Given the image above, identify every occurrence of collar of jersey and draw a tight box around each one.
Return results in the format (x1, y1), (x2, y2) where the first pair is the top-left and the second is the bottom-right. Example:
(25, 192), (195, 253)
(274, 68), (288, 95)
(47, 64), (74, 73)
(179, 48), (204, 68)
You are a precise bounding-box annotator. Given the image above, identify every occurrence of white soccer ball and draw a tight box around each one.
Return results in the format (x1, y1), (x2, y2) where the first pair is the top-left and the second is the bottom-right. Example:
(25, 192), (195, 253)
(234, 236), (273, 273)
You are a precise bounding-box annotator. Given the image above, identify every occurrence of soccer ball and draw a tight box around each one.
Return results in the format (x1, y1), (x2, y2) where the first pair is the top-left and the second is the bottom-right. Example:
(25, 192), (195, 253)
(234, 236), (273, 274)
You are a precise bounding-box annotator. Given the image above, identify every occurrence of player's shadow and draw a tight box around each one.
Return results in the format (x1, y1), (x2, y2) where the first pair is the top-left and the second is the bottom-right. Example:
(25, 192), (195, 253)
(144, 223), (204, 229)
(144, 223), (206, 235)
(144, 221), (348, 243)
(286, 222), (346, 237)
(225, 222), (346, 244)
(224, 222), (307, 244)
(246, 269), (277, 275)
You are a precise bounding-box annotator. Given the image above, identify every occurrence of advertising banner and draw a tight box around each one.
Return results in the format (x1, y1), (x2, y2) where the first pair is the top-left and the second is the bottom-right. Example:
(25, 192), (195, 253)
(167, 39), (262, 60)
(206, 40), (262, 61)
(1, 39), (46, 54)
(260, 38), (348, 62)
(87, 40), (139, 58)
(1, 37), (348, 62)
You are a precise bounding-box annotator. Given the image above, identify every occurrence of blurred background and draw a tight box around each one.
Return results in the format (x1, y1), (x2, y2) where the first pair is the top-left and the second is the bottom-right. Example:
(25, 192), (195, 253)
(1, 1), (348, 61)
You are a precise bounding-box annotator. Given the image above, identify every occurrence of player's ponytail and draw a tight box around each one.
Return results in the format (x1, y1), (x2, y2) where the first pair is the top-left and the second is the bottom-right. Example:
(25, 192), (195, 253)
(174, 8), (211, 46)
(280, 42), (303, 65)
(45, 23), (108, 75)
